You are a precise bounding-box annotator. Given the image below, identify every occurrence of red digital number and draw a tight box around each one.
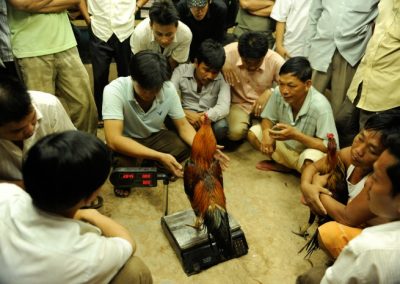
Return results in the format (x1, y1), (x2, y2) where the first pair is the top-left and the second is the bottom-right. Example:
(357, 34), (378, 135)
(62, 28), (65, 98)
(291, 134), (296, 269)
(141, 173), (152, 179)
(142, 180), (152, 185)
(122, 173), (134, 179)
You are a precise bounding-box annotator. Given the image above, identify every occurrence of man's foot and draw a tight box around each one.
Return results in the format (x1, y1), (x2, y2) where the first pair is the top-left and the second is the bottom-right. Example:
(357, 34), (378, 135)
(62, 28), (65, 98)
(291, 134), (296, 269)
(256, 160), (292, 173)
(114, 187), (131, 198)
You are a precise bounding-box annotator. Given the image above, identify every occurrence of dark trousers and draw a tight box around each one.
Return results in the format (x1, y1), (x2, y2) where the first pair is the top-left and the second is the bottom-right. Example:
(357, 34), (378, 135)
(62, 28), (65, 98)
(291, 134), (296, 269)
(89, 28), (132, 120)
(112, 130), (191, 174)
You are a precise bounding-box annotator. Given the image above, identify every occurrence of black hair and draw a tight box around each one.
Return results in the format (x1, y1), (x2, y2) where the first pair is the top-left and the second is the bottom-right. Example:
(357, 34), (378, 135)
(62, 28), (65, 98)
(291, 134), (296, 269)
(279, 56), (312, 82)
(381, 131), (400, 196)
(150, 0), (180, 26)
(238, 31), (269, 59)
(0, 76), (32, 126)
(363, 109), (400, 148)
(195, 39), (226, 71)
(130, 50), (172, 90)
(23, 131), (111, 213)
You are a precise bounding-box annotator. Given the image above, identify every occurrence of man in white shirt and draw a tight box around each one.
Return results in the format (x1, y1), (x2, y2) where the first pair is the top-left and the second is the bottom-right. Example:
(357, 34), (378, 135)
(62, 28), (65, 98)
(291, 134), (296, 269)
(130, 0), (192, 70)
(0, 76), (75, 186)
(0, 130), (152, 283)
(80, 0), (136, 123)
(297, 133), (400, 284)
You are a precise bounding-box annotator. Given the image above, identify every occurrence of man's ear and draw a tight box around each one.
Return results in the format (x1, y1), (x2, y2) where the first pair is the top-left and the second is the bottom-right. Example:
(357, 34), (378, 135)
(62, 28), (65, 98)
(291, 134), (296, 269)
(305, 79), (312, 89)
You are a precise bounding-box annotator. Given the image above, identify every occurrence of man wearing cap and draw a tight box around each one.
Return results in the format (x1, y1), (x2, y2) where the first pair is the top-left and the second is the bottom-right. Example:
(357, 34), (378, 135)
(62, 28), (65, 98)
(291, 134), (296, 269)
(131, 0), (192, 70)
(176, 0), (228, 62)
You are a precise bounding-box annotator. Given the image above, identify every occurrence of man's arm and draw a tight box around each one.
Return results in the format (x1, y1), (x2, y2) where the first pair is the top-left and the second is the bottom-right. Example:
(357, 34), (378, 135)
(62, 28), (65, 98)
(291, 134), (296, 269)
(300, 157), (332, 215)
(260, 117), (276, 155)
(268, 122), (327, 152)
(74, 209), (136, 251)
(305, 0), (323, 56)
(78, 0), (90, 26)
(320, 185), (376, 227)
(172, 117), (196, 147)
(104, 119), (184, 177)
(8, 0), (80, 13)
(275, 21), (290, 59)
(239, 0), (274, 16)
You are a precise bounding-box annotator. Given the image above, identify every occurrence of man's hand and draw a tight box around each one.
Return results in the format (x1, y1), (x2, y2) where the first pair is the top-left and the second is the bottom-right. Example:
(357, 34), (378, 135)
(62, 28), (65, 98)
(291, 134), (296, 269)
(260, 134), (276, 156)
(301, 175), (332, 216)
(214, 147), (230, 170)
(159, 153), (184, 178)
(222, 65), (239, 86)
(268, 123), (298, 141)
(184, 110), (204, 130)
(253, 89), (271, 117)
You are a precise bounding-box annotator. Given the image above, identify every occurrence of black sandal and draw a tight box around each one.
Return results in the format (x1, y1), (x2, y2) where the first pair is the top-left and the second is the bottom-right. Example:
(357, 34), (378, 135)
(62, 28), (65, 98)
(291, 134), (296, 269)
(114, 187), (131, 198)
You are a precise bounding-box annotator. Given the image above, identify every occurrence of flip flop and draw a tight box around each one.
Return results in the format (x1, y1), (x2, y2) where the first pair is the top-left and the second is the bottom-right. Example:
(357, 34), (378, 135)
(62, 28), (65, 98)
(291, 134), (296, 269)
(114, 187), (131, 198)
(81, 196), (104, 209)
(256, 160), (293, 173)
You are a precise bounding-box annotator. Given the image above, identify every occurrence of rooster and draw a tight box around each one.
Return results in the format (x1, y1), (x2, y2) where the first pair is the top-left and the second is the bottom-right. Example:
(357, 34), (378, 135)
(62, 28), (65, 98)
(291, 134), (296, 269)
(295, 133), (348, 257)
(183, 115), (234, 259)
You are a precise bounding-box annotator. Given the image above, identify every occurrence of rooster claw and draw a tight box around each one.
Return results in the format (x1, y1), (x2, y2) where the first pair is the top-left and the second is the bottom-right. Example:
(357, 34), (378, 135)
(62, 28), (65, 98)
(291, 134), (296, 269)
(292, 228), (310, 239)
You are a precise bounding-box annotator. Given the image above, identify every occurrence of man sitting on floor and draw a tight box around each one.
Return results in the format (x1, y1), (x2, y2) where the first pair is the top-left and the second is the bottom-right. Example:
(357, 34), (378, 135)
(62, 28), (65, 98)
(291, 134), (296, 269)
(248, 56), (338, 173)
(0, 131), (152, 283)
(297, 133), (400, 283)
(171, 39), (230, 143)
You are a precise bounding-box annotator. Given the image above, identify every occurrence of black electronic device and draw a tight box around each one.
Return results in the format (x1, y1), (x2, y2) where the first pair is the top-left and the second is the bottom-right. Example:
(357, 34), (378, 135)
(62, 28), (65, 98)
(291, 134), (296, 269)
(109, 167), (170, 215)
(161, 209), (248, 275)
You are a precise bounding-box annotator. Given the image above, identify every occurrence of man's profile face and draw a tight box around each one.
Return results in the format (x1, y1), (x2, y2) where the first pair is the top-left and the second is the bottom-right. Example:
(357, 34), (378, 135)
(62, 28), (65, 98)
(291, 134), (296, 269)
(151, 22), (177, 48)
(241, 57), (264, 72)
(366, 150), (400, 219)
(0, 107), (37, 141)
(278, 73), (310, 107)
(194, 61), (219, 86)
(190, 3), (209, 21)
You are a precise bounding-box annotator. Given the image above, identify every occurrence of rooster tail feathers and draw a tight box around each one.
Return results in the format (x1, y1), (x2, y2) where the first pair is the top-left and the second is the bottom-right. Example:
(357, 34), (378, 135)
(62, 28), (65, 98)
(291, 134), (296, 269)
(204, 205), (234, 259)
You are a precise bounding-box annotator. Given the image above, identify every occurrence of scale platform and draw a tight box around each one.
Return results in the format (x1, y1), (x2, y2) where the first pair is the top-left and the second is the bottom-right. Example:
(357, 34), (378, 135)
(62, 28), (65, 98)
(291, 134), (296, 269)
(161, 209), (248, 275)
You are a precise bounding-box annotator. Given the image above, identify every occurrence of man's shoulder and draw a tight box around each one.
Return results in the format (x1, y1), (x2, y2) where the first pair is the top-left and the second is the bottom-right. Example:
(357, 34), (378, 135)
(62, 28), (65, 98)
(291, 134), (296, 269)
(173, 63), (193, 78)
(177, 21), (192, 40)
(133, 18), (150, 35)
(29, 91), (61, 107)
(308, 87), (331, 108)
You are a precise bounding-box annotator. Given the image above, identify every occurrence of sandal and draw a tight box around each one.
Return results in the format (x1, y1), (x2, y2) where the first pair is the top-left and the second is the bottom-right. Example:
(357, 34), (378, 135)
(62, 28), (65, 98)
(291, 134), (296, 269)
(114, 187), (131, 198)
(81, 196), (104, 209)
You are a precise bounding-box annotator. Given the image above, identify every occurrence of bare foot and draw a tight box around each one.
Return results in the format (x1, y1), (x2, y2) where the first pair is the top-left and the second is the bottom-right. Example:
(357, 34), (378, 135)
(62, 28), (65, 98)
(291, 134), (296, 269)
(256, 160), (292, 173)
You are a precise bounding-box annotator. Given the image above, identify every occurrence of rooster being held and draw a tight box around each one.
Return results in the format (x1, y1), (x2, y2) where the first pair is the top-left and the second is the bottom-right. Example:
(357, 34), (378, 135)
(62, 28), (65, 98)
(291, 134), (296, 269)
(296, 133), (348, 257)
(183, 115), (233, 259)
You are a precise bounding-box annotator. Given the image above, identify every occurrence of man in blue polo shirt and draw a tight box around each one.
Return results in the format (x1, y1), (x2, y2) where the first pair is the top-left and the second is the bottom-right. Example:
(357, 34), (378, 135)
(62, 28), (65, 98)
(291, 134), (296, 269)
(103, 50), (196, 197)
(248, 57), (338, 173)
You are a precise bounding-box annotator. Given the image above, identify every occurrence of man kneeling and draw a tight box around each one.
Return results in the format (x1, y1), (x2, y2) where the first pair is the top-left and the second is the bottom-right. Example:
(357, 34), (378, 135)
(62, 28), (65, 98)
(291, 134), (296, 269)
(248, 57), (338, 173)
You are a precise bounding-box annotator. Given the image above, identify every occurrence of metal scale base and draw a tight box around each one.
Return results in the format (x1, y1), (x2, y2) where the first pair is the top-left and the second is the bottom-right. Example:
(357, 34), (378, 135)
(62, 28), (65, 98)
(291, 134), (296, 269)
(161, 209), (248, 275)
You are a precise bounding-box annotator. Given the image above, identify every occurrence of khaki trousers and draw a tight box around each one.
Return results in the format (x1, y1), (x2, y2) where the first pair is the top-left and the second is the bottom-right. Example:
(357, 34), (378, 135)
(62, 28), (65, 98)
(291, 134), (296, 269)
(17, 47), (98, 135)
(110, 256), (153, 284)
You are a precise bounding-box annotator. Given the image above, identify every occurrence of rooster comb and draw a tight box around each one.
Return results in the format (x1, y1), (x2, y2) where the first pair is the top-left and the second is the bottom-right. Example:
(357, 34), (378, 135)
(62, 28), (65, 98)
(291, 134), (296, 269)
(327, 133), (334, 139)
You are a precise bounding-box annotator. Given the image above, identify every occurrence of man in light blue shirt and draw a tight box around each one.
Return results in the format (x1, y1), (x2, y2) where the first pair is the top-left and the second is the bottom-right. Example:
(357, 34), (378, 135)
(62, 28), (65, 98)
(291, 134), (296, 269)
(248, 57), (338, 173)
(171, 39), (230, 143)
(306, 0), (379, 147)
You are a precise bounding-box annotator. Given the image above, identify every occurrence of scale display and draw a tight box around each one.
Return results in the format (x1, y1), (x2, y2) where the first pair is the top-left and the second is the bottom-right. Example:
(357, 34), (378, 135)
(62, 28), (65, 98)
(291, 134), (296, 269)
(109, 167), (158, 187)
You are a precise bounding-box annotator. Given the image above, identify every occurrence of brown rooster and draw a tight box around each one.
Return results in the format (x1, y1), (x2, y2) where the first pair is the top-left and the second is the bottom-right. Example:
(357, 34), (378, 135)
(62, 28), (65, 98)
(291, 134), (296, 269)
(183, 115), (233, 259)
(296, 133), (348, 257)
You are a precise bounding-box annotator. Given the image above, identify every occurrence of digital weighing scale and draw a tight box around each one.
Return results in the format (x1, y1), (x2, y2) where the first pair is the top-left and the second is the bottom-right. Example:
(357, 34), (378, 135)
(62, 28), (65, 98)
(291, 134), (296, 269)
(110, 167), (249, 275)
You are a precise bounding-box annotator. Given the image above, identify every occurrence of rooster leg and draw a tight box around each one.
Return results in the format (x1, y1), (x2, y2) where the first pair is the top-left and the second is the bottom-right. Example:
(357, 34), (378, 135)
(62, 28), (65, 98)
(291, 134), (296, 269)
(185, 217), (204, 231)
(292, 211), (316, 239)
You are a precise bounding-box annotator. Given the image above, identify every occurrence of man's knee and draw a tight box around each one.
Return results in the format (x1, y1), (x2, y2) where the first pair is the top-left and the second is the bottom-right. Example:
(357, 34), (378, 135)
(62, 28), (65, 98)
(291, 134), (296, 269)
(110, 256), (153, 284)
(228, 123), (248, 141)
